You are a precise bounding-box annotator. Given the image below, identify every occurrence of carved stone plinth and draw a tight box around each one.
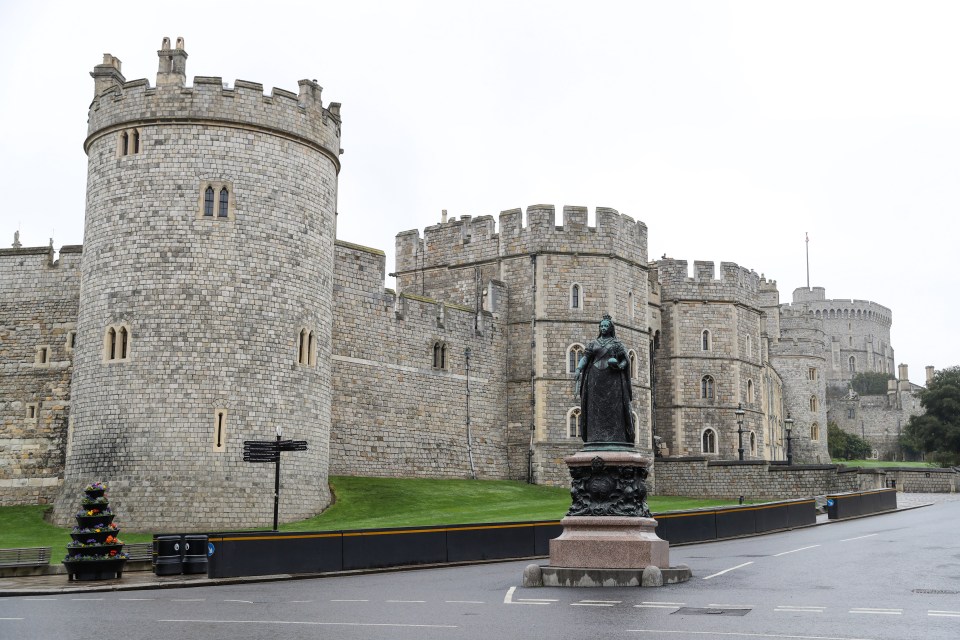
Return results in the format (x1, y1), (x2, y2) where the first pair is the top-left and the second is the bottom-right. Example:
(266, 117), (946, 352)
(545, 447), (680, 580)
(549, 516), (669, 569)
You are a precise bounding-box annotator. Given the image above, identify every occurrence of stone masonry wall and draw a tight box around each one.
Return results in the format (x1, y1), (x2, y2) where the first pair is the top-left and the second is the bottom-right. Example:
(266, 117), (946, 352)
(329, 241), (511, 479)
(0, 246), (81, 505)
(653, 457), (858, 499)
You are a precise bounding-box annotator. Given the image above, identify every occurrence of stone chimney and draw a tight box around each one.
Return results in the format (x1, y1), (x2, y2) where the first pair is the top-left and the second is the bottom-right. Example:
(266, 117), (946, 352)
(156, 37), (188, 88)
(926, 365), (935, 385)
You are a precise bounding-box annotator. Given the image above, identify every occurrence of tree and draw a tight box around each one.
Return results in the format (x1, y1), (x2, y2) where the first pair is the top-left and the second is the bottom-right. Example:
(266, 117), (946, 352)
(902, 366), (960, 467)
(850, 372), (895, 396)
(827, 421), (872, 461)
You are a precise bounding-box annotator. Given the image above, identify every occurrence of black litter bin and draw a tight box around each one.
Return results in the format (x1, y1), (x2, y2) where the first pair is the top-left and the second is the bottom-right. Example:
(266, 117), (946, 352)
(154, 535), (183, 575)
(183, 535), (209, 575)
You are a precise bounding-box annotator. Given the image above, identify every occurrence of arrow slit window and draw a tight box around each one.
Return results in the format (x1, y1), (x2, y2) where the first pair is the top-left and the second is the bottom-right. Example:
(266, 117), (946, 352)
(213, 409), (227, 452)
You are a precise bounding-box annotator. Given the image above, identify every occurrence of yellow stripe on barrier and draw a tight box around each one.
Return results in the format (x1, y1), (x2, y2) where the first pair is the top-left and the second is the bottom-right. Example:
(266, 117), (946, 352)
(209, 522), (562, 542)
(654, 501), (814, 519)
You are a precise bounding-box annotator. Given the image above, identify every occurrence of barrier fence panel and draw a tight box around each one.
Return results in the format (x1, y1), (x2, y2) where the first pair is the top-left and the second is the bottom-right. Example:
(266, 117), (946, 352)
(342, 527), (446, 571)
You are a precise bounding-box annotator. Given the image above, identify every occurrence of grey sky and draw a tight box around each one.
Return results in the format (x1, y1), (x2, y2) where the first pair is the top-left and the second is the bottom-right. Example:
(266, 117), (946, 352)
(1, 0), (957, 382)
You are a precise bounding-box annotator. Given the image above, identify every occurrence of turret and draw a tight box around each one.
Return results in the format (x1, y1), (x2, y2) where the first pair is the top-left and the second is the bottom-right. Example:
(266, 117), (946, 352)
(90, 54), (124, 97)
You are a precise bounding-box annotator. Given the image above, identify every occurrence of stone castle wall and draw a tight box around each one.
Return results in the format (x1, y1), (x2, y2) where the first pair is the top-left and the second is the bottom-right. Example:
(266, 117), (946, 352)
(828, 389), (922, 460)
(329, 241), (512, 479)
(0, 246), (81, 504)
(653, 457), (858, 499)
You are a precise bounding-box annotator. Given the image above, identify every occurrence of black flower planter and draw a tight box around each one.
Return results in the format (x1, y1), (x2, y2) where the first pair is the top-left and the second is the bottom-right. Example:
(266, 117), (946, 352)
(64, 483), (127, 582)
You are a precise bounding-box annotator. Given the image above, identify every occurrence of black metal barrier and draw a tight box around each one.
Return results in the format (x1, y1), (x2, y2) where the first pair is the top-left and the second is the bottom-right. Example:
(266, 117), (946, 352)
(826, 488), (897, 520)
(204, 499), (817, 579)
(153, 534), (209, 576)
(654, 499), (815, 544)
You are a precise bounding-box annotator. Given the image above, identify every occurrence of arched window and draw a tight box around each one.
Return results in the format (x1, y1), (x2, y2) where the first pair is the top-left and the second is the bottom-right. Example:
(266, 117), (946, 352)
(567, 407), (581, 438)
(121, 131), (129, 156)
(849, 356), (856, 373)
(809, 395), (818, 412)
(433, 341), (447, 369)
(746, 335), (752, 359)
(118, 326), (128, 359)
(307, 331), (315, 366)
(746, 379), (754, 404)
(218, 187), (229, 217)
(567, 343), (584, 374)
(811, 423), (820, 441)
(204, 186), (215, 216)
(701, 330), (711, 351)
(133, 130), (140, 154)
(701, 428), (717, 453)
(213, 409), (227, 452)
(628, 350), (638, 378)
(701, 375), (715, 400)
(750, 432), (757, 456)
(570, 283), (581, 309)
(628, 291), (634, 322)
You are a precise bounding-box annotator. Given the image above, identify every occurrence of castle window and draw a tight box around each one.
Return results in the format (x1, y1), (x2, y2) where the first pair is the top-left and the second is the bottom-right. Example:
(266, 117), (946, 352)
(810, 395), (818, 412)
(203, 187), (214, 216)
(133, 130), (140, 154)
(746, 379), (754, 404)
(66, 331), (77, 352)
(570, 283), (581, 309)
(849, 356), (856, 373)
(567, 343), (585, 374)
(104, 324), (131, 362)
(750, 431), (757, 456)
(433, 341), (447, 370)
(808, 367), (818, 380)
(701, 428), (717, 454)
(811, 423), (820, 441)
(701, 375), (715, 400)
(25, 403), (38, 421)
(213, 409), (227, 452)
(701, 330), (711, 351)
(567, 407), (581, 438)
(847, 407), (856, 419)
(218, 187), (229, 217)
(628, 291), (634, 322)
(121, 131), (129, 155)
(628, 350), (638, 378)
(746, 335), (752, 359)
(35, 346), (50, 365)
(199, 181), (235, 220)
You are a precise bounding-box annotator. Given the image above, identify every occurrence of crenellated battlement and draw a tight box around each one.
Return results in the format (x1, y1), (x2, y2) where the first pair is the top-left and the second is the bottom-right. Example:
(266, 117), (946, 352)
(653, 258), (762, 307)
(786, 288), (892, 328)
(395, 205), (648, 273)
(86, 38), (341, 164)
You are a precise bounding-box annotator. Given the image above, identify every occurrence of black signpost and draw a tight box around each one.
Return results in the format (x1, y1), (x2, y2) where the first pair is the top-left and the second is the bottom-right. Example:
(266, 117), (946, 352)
(243, 427), (308, 531)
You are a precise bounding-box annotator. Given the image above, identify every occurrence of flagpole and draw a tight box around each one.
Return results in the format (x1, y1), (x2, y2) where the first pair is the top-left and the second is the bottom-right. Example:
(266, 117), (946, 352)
(805, 232), (810, 289)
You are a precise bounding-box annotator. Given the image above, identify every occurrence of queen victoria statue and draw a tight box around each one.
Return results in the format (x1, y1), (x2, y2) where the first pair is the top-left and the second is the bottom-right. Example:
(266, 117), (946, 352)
(574, 314), (635, 445)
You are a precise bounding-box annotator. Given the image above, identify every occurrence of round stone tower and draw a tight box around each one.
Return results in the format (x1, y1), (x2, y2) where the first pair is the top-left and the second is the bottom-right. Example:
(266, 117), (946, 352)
(53, 38), (341, 530)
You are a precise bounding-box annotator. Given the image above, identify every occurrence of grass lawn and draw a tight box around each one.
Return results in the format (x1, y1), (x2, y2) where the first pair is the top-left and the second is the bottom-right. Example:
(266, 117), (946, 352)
(1, 476), (747, 551)
(833, 459), (935, 468)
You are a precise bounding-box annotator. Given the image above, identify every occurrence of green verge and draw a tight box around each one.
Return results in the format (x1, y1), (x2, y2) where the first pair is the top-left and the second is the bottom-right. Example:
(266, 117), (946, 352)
(1, 476), (744, 550)
(832, 459), (935, 468)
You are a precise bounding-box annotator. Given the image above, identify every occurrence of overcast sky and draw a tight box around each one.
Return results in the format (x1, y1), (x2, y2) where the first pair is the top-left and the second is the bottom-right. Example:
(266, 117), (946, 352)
(2, 0), (957, 383)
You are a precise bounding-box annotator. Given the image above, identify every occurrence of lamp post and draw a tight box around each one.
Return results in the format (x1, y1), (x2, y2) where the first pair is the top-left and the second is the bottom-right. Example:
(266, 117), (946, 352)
(785, 413), (794, 466)
(735, 403), (746, 461)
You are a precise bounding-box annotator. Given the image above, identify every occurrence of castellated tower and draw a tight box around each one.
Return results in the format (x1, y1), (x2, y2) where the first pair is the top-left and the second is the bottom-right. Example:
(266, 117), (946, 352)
(394, 206), (652, 485)
(52, 39), (342, 530)
(653, 260), (770, 460)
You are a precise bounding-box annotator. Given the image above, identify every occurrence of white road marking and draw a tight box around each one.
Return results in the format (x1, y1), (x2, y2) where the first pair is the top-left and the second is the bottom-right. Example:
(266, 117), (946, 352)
(290, 600), (312, 603)
(572, 600), (619, 607)
(445, 600), (484, 604)
(774, 545), (821, 557)
(929, 610), (960, 617)
(172, 598), (205, 602)
(160, 619), (457, 628)
(386, 600), (425, 603)
(849, 608), (902, 615)
(635, 604), (681, 609)
(642, 601), (685, 605)
(840, 533), (878, 542)
(702, 562), (753, 580)
(119, 598), (155, 601)
(503, 587), (516, 604)
(775, 606), (824, 613)
(331, 599), (368, 602)
(629, 630), (877, 640)
(224, 600), (253, 604)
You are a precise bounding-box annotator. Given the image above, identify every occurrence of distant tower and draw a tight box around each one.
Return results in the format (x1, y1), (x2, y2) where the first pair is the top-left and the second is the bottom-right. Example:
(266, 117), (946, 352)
(53, 39), (343, 530)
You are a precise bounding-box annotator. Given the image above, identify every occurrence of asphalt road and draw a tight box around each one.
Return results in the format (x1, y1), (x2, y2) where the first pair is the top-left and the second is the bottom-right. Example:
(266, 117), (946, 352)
(3, 502), (958, 640)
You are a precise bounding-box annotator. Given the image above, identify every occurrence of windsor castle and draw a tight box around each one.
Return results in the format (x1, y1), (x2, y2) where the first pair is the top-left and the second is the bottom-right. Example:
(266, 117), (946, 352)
(0, 39), (928, 530)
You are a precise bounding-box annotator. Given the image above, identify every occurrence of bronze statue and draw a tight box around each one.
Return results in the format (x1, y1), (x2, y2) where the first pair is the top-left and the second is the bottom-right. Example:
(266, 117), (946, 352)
(574, 314), (635, 444)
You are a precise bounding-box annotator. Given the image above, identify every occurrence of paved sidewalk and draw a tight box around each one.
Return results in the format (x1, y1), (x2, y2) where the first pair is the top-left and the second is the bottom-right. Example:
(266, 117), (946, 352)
(1, 494), (948, 597)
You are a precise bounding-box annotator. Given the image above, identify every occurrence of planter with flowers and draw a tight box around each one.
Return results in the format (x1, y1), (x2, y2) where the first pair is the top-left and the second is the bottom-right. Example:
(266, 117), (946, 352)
(63, 482), (128, 581)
